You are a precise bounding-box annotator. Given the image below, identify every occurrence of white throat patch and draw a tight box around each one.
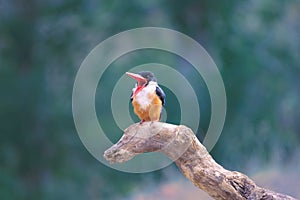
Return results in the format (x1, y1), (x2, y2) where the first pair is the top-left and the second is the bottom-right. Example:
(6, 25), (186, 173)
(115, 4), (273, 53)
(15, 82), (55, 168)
(132, 81), (158, 109)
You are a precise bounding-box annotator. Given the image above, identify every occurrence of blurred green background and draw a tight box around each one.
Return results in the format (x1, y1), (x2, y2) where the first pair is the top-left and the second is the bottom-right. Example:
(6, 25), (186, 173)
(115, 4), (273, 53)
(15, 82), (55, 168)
(1, 0), (299, 199)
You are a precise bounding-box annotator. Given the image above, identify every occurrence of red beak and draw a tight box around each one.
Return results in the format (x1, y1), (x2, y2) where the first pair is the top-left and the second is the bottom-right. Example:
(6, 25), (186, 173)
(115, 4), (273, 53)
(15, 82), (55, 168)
(126, 72), (147, 87)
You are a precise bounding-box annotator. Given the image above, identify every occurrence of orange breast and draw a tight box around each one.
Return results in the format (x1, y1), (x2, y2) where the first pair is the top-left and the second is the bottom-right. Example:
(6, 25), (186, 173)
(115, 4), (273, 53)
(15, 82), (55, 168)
(132, 93), (162, 122)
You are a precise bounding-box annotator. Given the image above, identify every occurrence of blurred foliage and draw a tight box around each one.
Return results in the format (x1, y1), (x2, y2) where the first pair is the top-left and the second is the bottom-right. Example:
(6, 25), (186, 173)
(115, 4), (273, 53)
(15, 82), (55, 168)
(1, 0), (299, 199)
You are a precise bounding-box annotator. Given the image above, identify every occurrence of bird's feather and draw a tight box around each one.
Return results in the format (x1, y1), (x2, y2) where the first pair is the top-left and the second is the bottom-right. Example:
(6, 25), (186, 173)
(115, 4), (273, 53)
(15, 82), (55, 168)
(155, 86), (166, 106)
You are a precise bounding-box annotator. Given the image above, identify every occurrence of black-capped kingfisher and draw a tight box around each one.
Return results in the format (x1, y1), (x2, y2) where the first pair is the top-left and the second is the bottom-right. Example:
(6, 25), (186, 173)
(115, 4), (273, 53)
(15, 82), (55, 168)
(126, 71), (165, 123)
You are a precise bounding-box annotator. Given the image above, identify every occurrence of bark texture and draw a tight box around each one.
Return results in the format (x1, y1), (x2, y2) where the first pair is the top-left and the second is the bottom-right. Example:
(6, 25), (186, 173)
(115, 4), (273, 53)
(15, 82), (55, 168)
(103, 122), (297, 200)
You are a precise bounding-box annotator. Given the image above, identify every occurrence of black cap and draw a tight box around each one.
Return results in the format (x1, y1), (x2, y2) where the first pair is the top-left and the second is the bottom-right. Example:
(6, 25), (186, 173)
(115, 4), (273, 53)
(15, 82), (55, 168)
(137, 71), (157, 82)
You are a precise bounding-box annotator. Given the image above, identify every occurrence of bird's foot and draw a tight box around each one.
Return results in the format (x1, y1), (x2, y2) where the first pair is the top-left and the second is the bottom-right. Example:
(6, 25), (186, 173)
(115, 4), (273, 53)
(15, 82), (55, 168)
(150, 120), (159, 126)
(139, 119), (145, 124)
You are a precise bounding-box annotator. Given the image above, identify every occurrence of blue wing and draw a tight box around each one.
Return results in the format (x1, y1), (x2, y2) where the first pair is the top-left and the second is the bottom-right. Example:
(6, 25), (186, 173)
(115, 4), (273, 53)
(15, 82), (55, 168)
(156, 86), (166, 106)
(130, 91), (133, 102)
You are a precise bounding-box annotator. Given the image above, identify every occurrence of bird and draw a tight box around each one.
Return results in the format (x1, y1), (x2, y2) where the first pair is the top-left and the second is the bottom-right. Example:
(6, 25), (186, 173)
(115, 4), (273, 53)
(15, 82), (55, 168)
(126, 71), (165, 123)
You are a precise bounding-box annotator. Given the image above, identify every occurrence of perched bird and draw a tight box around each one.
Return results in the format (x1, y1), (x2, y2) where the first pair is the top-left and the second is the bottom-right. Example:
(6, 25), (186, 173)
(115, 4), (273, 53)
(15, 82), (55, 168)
(126, 71), (165, 123)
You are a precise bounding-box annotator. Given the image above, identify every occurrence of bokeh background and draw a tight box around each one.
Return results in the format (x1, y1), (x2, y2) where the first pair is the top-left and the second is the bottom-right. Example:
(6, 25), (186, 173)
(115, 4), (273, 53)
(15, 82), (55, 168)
(1, 0), (300, 199)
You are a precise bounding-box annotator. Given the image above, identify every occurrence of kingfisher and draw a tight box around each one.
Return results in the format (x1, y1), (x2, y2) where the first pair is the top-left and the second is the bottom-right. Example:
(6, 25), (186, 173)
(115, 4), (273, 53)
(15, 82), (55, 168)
(126, 71), (165, 123)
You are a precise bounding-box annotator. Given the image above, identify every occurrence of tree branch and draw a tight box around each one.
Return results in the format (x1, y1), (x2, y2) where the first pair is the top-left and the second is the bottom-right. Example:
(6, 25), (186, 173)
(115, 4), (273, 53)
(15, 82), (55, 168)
(103, 122), (297, 200)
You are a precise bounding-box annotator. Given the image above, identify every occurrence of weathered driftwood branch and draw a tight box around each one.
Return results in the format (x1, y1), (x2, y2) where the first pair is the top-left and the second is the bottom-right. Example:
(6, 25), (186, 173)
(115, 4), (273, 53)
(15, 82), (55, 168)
(103, 122), (297, 200)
